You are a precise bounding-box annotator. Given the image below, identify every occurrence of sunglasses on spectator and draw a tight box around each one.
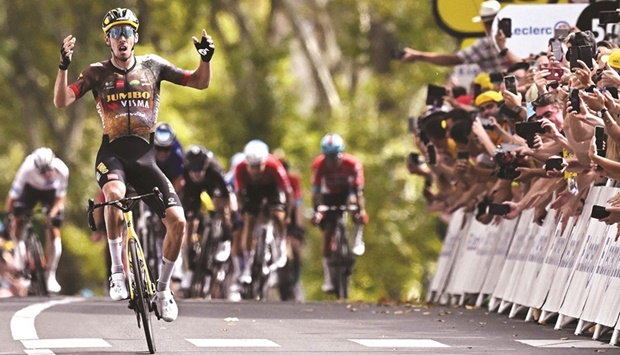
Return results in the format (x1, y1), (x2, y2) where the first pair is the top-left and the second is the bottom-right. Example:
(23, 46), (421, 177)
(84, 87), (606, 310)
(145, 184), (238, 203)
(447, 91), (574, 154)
(108, 25), (136, 39)
(546, 81), (560, 90)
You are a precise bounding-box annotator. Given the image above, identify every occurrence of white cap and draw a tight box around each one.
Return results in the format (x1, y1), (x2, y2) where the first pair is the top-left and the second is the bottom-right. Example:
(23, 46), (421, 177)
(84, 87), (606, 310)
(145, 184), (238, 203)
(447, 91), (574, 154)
(472, 0), (501, 23)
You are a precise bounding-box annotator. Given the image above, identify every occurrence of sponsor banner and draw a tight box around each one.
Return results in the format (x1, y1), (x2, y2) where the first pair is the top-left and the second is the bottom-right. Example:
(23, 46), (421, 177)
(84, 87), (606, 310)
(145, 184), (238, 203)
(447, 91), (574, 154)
(427, 208), (468, 302)
(581, 210), (620, 322)
(480, 217), (519, 296)
(558, 187), (614, 319)
(491, 208), (536, 302)
(462, 218), (499, 294)
(595, 235), (620, 327)
(444, 213), (478, 297)
(492, 4), (587, 59)
(512, 207), (557, 307)
(502, 215), (542, 305)
(527, 213), (575, 309)
(542, 187), (600, 314)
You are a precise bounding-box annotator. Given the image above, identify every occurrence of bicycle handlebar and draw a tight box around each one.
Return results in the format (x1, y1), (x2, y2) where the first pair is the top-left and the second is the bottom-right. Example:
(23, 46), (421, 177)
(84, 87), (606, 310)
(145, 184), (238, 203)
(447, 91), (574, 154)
(87, 187), (166, 231)
(316, 204), (359, 213)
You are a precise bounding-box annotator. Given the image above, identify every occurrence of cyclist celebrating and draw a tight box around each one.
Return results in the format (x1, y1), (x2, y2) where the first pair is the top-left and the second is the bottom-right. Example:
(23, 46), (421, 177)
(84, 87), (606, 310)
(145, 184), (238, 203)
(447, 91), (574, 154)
(234, 140), (292, 285)
(53, 7), (215, 322)
(181, 145), (233, 270)
(4, 147), (69, 294)
(311, 133), (368, 293)
(154, 123), (185, 193)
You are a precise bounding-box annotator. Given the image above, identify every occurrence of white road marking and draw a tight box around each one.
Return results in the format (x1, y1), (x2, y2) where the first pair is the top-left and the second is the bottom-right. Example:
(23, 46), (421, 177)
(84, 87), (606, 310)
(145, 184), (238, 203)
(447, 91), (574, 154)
(11, 298), (84, 340)
(10, 297), (111, 354)
(187, 338), (281, 347)
(516, 339), (617, 348)
(350, 339), (450, 348)
(20, 338), (111, 349)
(24, 350), (55, 355)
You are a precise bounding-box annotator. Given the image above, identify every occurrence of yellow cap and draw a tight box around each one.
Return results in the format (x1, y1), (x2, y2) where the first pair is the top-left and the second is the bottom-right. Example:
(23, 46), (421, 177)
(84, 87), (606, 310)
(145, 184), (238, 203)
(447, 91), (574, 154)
(608, 49), (620, 69)
(473, 72), (494, 90)
(474, 90), (503, 107)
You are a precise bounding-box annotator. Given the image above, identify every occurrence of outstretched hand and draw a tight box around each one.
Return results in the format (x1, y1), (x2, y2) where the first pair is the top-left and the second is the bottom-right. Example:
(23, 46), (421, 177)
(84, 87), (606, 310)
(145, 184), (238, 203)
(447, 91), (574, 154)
(193, 29), (215, 62)
(59, 35), (76, 70)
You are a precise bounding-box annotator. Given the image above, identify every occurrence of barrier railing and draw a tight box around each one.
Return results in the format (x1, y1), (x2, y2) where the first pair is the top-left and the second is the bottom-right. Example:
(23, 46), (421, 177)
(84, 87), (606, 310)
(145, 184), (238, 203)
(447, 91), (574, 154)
(427, 184), (620, 346)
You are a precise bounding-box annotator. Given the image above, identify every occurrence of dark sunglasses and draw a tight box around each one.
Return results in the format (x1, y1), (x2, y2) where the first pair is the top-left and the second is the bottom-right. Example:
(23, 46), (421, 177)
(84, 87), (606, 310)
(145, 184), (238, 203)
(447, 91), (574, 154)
(546, 81), (560, 90)
(108, 25), (136, 39)
(154, 145), (171, 152)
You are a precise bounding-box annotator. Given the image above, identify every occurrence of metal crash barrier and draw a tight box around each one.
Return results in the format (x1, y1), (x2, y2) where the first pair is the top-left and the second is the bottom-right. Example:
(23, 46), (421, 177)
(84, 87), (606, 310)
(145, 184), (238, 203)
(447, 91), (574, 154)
(427, 184), (620, 346)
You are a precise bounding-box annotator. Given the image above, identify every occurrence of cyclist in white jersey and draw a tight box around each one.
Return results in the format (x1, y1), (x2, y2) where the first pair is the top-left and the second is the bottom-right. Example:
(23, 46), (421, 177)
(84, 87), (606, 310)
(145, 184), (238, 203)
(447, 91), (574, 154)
(4, 147), (69, 293)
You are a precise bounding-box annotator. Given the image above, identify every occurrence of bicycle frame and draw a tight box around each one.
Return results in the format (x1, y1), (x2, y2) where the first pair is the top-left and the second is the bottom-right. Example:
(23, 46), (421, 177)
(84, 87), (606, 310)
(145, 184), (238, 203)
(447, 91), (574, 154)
(317, 204), (358, 299)
(124, 208), (156, 301)
(87, 188), (165, 354)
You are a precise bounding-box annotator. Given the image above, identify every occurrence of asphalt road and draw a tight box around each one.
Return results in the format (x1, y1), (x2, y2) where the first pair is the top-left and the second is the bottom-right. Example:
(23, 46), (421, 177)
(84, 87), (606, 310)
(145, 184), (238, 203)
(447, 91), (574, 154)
(1, 296), (618, 354)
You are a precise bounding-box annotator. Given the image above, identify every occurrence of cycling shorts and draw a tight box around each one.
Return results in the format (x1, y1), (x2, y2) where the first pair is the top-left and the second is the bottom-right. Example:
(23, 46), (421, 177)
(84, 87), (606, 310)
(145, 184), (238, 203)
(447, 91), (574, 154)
(12, 184), (64, 226)
(95, 134), (181, 218)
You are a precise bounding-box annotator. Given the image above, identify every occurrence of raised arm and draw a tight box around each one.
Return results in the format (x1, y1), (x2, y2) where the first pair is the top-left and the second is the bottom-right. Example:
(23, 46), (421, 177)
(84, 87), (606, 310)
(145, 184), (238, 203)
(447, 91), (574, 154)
(53, 35), (77, 108)
(186, 29), (214, 90)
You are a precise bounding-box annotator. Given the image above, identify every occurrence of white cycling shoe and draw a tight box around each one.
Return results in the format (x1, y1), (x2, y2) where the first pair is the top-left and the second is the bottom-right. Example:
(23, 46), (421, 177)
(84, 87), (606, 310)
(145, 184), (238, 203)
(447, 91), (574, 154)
(154, 289), (178, 322)
(215, 240), (231, 262)
(47, 276), (61, 294)
(109, 272), (128, 301)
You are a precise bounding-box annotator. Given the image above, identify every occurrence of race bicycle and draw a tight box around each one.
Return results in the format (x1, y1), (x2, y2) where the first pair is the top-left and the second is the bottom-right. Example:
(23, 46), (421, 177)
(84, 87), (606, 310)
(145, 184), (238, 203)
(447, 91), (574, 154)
(87, 188), (164, 354)
(317, 204), (358, 300)
(188, 211), (231, 299)
(241, 204), (286, 300)
(8, 210), (49, 296)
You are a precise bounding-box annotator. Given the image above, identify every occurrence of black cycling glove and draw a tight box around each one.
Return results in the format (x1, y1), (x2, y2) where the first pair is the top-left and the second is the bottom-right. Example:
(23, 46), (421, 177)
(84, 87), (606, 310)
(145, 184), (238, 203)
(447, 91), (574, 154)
(194, 35), (215, 62)
(59, 43), (71, 70)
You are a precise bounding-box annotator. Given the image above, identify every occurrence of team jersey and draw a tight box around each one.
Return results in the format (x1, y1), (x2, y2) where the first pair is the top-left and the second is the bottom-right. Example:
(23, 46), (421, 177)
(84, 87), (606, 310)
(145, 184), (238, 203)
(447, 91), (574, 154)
(69, 55), (191, 141)
(288, 172), (302, 202)
(234, 154), (292, 193)
(157, 139), (184, 182)
(9, 155), (69, 199)
(311, 153), (364, 195)
(182, 157), (230, 201)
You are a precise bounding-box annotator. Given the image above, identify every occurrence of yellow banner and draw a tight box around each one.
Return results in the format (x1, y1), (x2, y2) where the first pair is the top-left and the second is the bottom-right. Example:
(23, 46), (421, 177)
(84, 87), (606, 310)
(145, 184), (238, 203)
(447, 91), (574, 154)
(434, 0), (573, 37)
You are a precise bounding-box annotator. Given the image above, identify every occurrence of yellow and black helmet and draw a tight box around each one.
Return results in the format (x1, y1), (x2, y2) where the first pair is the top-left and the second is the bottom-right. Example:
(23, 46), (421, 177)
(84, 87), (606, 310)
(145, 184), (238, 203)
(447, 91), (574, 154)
(102, 8), (139, 34)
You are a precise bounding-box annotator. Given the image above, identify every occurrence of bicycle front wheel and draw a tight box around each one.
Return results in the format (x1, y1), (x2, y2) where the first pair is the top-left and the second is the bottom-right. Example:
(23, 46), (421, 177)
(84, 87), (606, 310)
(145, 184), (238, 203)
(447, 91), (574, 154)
(331, 224), (350, 300)
(24, 230), (47, 296)
(129, 239), (156, 354)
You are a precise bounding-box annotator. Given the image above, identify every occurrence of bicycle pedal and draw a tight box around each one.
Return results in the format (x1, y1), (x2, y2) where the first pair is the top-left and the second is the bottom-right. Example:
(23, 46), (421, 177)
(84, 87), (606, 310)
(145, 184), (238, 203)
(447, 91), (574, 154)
(128, 300), (135, 310)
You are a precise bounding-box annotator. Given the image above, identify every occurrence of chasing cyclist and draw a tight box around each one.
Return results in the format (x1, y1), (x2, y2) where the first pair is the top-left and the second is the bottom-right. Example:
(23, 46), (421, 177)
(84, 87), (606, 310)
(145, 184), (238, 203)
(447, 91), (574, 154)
(180, 145), (233, 287)
(4, 148), (69, 294)
(53, 7), (214, 322)
(311, 133), (368, 293)
(154, 122), (185, 193)
(234, 140), (292, 285)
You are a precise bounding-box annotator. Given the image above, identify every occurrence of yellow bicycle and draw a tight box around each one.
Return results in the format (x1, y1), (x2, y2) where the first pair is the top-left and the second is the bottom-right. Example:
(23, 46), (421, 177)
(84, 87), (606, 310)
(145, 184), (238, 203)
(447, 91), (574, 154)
(87, 187), (164, 354)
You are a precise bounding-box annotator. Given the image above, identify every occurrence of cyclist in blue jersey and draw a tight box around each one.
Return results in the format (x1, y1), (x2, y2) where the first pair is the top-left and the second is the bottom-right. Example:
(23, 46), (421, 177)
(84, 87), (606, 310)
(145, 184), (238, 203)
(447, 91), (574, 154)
(154, 123), (185, 193)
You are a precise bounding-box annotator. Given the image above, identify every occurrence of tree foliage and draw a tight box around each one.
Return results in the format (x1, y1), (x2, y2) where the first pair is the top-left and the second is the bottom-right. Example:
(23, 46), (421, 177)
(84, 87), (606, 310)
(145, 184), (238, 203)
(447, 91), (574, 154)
(0, 0), (454, 301)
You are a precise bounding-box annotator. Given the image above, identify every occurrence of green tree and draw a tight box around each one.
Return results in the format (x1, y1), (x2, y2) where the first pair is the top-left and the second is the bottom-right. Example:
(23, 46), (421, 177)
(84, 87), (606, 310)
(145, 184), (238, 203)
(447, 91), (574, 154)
(0, 0), (454, 301)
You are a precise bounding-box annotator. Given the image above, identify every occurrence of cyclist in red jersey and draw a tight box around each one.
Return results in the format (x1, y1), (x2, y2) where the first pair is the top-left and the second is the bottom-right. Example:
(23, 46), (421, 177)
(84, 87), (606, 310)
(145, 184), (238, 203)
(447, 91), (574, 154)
(234, 140), (293, 285)
(311, 133), (368, 293)
(53, 7), (215, 322)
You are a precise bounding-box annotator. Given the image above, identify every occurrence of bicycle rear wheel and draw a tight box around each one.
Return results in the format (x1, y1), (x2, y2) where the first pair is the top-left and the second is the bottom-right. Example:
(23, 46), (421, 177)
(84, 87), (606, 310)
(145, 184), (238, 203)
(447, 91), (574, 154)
(129, 239), (156, 354)
(24, 230), (47, 296)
